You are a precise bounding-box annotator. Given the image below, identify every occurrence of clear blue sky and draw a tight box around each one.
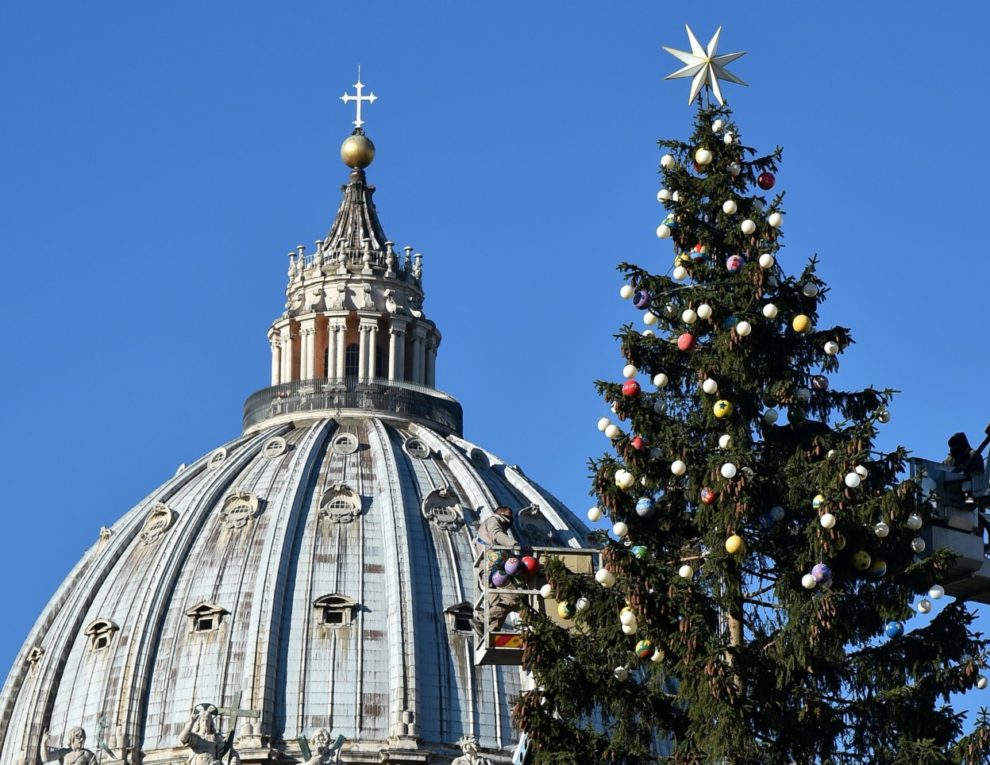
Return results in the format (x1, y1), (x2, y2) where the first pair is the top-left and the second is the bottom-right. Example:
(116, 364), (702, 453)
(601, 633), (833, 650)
(4, 0), (990, 726)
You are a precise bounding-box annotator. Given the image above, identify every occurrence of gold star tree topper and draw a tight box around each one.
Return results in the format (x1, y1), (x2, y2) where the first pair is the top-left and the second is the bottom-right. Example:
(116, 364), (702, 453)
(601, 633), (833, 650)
(663, 25), (747, 106)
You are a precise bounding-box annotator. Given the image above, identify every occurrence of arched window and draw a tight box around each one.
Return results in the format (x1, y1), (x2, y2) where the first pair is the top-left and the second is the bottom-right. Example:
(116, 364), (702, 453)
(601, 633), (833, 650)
(85, 619), (119, 651)
(314, 594), (357, 627)
(345, 343), (359, 380)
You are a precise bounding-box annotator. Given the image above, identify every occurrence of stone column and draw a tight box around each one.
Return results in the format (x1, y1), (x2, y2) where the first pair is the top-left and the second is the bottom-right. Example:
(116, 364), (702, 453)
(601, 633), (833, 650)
(334, 323), (346, 380)
(368, 322), (379, 381)
(425, 332), (438, 388)
(388, 317), (409, 382)
(411, 325), (427, 385)
(357, 325), (368, 383)
(269, 334), (281, 386)
(280, 326), (292, 383)
(300, 318), (317, 380)
(357, 314), (379, 383)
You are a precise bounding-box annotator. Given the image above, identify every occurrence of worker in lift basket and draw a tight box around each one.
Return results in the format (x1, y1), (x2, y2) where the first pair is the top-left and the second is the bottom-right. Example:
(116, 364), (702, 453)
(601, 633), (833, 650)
(473, 505), (521, 635)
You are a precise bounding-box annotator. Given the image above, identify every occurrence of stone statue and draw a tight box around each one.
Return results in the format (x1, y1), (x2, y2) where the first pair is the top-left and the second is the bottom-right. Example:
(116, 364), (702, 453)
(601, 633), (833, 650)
(302, 728), (345, 765)
(451, 735), (491, 765)
(179, 704), (238, 765)
(39, 727), (97, 765)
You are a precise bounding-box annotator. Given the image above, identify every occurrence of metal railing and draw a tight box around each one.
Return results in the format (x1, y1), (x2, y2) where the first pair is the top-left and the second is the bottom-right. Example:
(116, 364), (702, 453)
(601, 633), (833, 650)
(242, 377), (463, 434)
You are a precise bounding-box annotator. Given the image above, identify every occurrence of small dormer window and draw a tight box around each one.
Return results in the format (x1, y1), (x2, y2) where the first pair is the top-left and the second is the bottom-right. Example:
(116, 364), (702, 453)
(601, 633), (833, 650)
(319, 483), (361, 524)
(186, 602), (228, 634)
(314, 594), (356, 628)
(207, 448), (227, 470)
(403, 437), (430, 459)
(262, 436), (287, 458)
(446, 603), (474, 634)
(85, 619), (118, 651)
(331, 432), (359, 455)
(469, 448), (490, 470)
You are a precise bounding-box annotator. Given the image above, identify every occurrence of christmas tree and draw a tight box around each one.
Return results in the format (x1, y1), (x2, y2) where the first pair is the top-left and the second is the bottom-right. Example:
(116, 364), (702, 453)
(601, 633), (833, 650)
(514, 27), (990, 765)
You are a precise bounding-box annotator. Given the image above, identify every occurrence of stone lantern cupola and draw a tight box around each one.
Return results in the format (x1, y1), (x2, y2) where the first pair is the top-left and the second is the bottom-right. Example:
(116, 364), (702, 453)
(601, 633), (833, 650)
(269, 128), (440, 391)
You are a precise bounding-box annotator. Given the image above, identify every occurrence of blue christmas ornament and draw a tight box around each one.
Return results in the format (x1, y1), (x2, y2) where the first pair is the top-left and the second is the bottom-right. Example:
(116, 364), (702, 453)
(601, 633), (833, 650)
(811, 563), (832, 584)
(635, 497), (654, 517)
(721, 315), (739, 329)
(884, 621), (904, 639)
(630, 545), (649, 559)
(662, 213), (677, 230)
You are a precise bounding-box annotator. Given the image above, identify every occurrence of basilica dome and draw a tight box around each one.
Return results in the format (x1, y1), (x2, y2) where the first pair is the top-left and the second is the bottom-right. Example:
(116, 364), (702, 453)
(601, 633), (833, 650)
(0, 120), (588, 765)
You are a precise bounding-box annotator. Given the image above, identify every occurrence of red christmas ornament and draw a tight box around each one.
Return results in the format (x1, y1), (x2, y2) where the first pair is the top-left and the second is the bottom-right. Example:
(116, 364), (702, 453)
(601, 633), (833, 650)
(630, 435), (646, 451)
(677, 333), (695, 351)
(622, 380), (641, 397)
(521, 555), (540, 575)
(757, 172), (776, 190)
(700, 487), (716, 505)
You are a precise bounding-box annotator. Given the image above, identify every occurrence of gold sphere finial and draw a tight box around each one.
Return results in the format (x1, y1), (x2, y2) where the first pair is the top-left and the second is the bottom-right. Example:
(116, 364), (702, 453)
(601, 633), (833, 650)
(341, 132), (375, 169)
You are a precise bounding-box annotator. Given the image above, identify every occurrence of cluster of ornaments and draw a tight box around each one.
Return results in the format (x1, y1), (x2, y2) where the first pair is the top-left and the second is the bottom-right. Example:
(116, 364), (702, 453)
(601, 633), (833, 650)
(487, 549), (540, 588)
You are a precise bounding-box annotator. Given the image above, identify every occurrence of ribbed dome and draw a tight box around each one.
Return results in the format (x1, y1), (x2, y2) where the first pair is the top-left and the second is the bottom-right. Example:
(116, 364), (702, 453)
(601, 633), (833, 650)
(0, 103), (588, 765)
(0, 416), (588, 764)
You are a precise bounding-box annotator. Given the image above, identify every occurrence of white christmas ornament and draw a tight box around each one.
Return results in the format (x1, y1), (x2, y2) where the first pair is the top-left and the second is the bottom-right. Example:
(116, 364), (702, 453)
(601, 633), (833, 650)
(614, 666), (629, 681)
(623, 364), (638, 379)
(611, 402), (619, 415)
(723, 131), (735, 145)
(576, 597), (590, 612)
(712, 119), (724, 133)
(720, 462), (738, 479)
(615, 469), (636, 489)
(802, 282), (819, 298)
(620, 284), (634, 299)
(768, 212), (783, 228)
(662, 25), (748, 106)
(877, 409), (891, 424)
(644, 312), (658, 326)
(657, 224), (672, 239)
(728, 162), (741, 177)
(718, 434), (732, 449)
(929, 584), (945, 600)
(917, 598), (932, 614)
(642, 330), (655, 337)
(682, 308), (698, 324)
(654, 373), (669, 388)
(597, 417), (610, 432)
(844, 472), (861, 489)
(657, 189), (672, 202)
(619, 609), (637, 626)
(801, 574), (817, 590)
(605, 424), (621, 439)
(673, 265), (688, 280)
(824, 341), (839, 356)
(587, 506), (603, 522)
(539, 584), (554, 598)
(697, 303), (713, 320)
(911, 537), (926, 553)
(763, 303), (779, 319)
(661, 154), (676, 169)
(672, 191), (680, 202)
(695, 148), (713, 165)
(763, 409), (779, 425)
(735, 320), (752, 336)
(722, 200), (738, 215)
(596, 569), (617, 588)
(702, 378), (718, 394)
(906, 513), (923, 530)
(979, 676), (989, 690)
(758, 253), (775, 269)
(820, 513), (836, 529)
(671, 460), (687, 476)
(678, 564), (695, 579)
(612, 522), (629, 538)
(741, 219), (756, 235)
(874, 522), (890, 538)
(855, 465), (869, 478)
(621, 623), (637, 635)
